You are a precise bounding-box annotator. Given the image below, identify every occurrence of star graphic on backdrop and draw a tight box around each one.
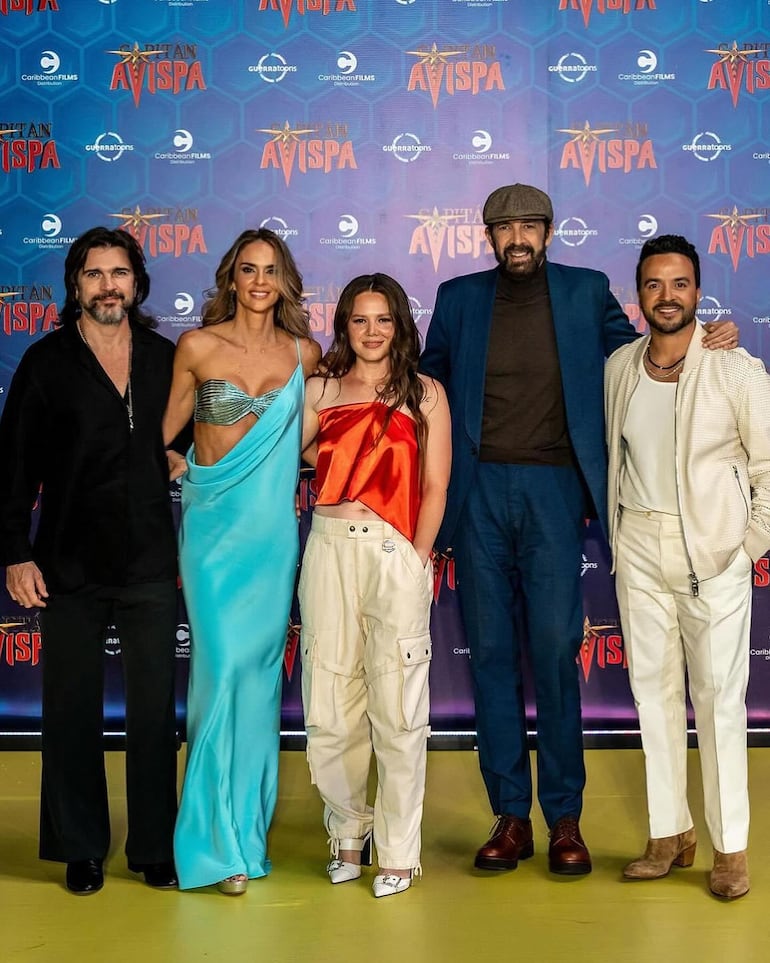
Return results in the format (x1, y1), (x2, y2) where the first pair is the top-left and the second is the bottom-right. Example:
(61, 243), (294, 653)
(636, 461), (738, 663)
(404, 207), (465, 232)
(108, 206), (166, 229)
(105, 43), (166, 66)
(705, 206), (763, 231)
(704, 41), (765, 65)
(406, 42), (465, 67)
(256, 121), (316, 144)
(581, 617), (616, 647)
(556, 121), (618, 143)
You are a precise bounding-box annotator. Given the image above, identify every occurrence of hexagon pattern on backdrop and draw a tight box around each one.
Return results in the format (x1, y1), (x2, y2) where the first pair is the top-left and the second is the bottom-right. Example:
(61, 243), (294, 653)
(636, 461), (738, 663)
(1, 0), (769, 735)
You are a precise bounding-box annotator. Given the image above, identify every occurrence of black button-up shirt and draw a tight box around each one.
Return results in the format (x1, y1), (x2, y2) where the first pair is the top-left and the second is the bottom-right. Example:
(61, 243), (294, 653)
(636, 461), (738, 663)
(0, 322), (178, 592)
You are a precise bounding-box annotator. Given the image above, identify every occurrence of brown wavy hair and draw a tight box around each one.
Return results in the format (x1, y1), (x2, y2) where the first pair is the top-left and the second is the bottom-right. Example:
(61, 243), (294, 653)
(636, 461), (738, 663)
(322, 273), (428, 454)
(201, 228), (310, 336)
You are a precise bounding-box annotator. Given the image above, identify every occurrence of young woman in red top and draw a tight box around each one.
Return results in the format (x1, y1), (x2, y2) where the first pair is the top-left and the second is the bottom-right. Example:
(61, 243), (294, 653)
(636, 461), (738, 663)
(299, 273), (451, 898)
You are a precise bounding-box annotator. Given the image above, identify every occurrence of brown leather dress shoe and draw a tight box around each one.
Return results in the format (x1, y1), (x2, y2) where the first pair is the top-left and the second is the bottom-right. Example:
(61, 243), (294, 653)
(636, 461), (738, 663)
(474, 815), (534, 870)
(548, 816), (592, 875)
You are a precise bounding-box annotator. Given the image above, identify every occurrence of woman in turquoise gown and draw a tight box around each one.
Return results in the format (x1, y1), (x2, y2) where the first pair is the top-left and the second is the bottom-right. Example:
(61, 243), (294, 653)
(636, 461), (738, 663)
(163, 229), (320, 894)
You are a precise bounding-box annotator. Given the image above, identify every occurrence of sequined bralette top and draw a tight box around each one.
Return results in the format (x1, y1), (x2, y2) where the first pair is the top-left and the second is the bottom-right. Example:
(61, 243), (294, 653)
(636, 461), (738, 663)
(193, 338), (301, 426)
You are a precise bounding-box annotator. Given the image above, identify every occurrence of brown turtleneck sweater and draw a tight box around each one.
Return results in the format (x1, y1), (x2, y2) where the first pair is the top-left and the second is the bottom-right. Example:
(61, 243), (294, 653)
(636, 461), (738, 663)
(479, 260), (575, 466)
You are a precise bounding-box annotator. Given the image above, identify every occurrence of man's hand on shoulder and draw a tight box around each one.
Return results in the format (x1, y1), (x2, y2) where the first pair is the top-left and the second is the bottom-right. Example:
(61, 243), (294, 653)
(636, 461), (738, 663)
(6, 560), (48, 609)
(703, 320), (739, 351)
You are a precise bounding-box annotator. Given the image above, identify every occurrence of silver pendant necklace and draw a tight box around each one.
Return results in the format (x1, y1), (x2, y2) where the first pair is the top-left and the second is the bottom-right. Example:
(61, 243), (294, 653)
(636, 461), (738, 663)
(76, 319), (135, 432)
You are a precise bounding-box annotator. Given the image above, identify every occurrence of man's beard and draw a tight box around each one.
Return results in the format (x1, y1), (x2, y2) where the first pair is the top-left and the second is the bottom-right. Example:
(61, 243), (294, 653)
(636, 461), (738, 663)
(496, 242), (545, 280)
(644, 301), (697, 336)
(83, 292), (130, 326)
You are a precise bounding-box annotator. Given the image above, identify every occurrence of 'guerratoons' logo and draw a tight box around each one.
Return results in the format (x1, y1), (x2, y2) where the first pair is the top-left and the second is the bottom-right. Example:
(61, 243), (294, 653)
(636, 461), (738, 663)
(558, 120), (656, 187)
(258, 0), (355, 30)
(0, 286), (58, 336)
(108, 42), (206, 109)
(706, 207), (770, 273)
(1, 123), (60, 173)
(706, 41), (770, 109)
(559, 0), (655, 30)
(407, 43), (504, 109)
(257, 121), (357, 188)
(406, 206), (490, 273)
(1, 0), (57, 13)
(108, 206), (207, 258)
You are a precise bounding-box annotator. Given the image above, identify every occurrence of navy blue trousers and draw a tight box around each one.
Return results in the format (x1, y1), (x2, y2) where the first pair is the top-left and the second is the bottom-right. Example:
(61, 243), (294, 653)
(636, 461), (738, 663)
(454, 462), (587, 827)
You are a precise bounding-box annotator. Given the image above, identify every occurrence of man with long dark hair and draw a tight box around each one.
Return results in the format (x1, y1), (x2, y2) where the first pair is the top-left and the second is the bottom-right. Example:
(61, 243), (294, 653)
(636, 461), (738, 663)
(0, 227), (180, 894)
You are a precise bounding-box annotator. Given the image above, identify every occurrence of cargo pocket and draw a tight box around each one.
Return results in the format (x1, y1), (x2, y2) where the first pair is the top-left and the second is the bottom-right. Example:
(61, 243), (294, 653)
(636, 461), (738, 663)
(398, 633), (432, 731)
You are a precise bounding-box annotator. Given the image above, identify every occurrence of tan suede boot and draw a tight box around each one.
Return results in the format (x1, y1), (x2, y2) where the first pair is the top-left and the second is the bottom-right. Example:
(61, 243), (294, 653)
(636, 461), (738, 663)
(710, 849), (749, 900)
(622, 827), (697, 880)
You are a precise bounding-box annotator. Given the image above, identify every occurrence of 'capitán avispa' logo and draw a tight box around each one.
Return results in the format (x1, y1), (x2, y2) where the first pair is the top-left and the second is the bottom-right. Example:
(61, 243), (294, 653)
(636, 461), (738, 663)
(706, 41), (770, 109)
(1, 0), (57, 13)
(407, 206), (490, 273)
(1, 123), (60, 173)
(1, 286), (58, 336)
(558, 121), (656, 187)
(258, 0), (355, 30)
(407, 43), (504, 109)
(578, 617), (625, 683)
(258, 121), (357, 188)
(0, 621), (41, 667)
(108, 207), (207, 258)
(706, 207), (770, 273)
(108, 42), (206, 109)
(559, 0), (655, 30)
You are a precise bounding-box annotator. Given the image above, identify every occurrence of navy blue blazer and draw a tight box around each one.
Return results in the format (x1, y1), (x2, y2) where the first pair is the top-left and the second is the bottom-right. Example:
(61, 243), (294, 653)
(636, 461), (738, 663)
(420, 260), (638, 552)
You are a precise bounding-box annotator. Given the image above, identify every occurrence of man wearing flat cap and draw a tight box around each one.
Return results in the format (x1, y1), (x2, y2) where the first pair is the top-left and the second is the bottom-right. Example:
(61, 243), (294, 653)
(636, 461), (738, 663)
(420, 183), (736, 876)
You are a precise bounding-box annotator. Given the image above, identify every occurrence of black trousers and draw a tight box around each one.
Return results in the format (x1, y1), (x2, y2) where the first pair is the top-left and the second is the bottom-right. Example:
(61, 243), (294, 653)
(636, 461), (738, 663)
(38, 580), (178, 864)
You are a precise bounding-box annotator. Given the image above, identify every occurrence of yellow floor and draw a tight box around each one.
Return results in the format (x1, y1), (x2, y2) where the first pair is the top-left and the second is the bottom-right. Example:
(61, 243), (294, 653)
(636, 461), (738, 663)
(0, 748), (768, 963)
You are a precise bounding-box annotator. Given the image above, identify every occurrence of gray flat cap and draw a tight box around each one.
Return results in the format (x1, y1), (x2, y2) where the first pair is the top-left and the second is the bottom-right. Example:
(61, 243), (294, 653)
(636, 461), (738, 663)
(483, 184), (554, 224)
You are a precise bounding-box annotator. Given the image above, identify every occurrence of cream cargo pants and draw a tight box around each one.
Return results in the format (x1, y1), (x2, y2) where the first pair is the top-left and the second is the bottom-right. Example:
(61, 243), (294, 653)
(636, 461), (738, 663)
(298, 514), (433, 870)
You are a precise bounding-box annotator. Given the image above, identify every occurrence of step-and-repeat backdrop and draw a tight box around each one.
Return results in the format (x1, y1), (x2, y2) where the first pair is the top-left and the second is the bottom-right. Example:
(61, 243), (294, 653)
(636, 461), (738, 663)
(1, 0), (769, 737)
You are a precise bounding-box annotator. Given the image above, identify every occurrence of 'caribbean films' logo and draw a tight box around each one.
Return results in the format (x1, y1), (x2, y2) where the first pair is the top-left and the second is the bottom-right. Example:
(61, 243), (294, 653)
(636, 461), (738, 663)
(1, 0), (57, 13)
(108, 42), (206, 109)
(558, 120), (656, 187)
(559, 0), (655, 30)
(108, 206), (208, 258)
(1, 123), (60, 173)
(258, 0), (355, 30)
(258, 121), (357, 188)
(706, 41), (770, 109)
(706, 206), (770, 273)
(407, 43), (504, 109)
(407, 206), (490, 273)
(1, 286), (58, 336)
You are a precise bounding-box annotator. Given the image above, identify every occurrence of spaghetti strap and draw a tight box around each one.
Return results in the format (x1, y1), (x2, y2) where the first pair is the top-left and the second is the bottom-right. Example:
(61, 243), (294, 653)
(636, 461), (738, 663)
(295, 337), (302, 366)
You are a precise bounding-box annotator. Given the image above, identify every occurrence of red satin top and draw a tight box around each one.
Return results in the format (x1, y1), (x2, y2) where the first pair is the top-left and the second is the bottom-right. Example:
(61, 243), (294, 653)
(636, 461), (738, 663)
(314, 401), (421, 541)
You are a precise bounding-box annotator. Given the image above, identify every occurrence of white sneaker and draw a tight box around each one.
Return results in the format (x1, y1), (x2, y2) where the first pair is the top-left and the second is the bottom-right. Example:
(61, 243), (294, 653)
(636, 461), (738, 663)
(327, 859), (362, 884)
(372, 873), (411, 898)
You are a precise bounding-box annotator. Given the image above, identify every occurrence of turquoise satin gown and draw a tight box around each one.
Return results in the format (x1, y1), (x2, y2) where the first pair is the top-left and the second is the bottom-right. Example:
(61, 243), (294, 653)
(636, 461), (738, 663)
(174, 355), (303, 890)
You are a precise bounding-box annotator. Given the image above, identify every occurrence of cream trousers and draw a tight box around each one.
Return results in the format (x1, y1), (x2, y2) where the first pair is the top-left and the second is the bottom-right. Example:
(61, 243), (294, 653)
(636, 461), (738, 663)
(615, 508), (751, 853)
(298, 514), (433, 870)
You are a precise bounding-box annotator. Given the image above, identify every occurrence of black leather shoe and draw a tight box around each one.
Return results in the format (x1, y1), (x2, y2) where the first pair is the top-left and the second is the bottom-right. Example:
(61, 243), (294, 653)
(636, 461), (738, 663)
(66, 859), (104, 895)
(474, 815), (534, 870)
(548, 816), (592, 875)
(128, 861), (178, 889)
